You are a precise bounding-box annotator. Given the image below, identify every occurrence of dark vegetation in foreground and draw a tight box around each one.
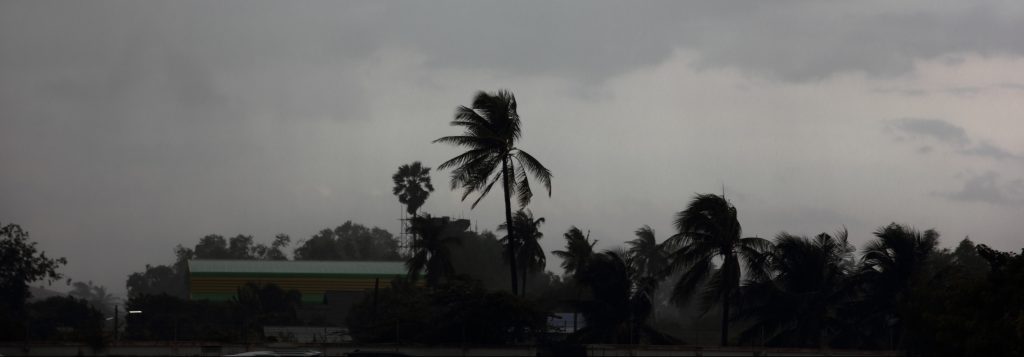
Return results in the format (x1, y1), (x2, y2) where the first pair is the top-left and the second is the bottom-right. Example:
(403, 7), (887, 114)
(4, 202), (1023, 355)
(1, 90), (1022, 356)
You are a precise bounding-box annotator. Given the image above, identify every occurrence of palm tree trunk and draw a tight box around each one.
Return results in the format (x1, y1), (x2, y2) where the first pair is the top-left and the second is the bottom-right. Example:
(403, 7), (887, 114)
(501, 156), (519, 296)
(721, 290), (730, 346)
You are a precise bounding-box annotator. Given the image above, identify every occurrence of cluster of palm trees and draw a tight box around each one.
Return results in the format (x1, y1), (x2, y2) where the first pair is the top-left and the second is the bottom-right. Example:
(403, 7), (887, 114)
(552, 193), (947, 348)
(395, 89), (953, 349)
(391, 90), (553, 295)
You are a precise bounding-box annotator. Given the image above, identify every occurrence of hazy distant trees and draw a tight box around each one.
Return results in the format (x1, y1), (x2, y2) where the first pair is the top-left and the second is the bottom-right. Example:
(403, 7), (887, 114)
(449, 230), (508, 290)
(405, 215), (463, 287)
(435, 90), (553, 295)
(182, 234), (291, 261)
(292, 221), (400, 261)
(69, 280), (116, 315)
(126, 221), (399, 298)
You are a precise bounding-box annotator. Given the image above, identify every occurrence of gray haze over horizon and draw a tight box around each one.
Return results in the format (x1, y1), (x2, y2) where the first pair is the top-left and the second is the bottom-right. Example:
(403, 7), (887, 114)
(2, 1), (1023, 297)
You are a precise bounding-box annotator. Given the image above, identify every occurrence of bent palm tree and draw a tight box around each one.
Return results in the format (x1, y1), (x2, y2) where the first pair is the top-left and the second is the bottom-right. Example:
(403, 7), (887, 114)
(736, 229), (855, 347)
(856, 223), (939, 349)
(553, 226), (597, 333)
(553, 227), (597, 277)
(392, 161), (434, 217)
(406, 215), (463, 287)
(627, 226), (668, 280)
(664, 193), (771, 346)
(498, 209), (546, 296)
(434, 90), (553, 295)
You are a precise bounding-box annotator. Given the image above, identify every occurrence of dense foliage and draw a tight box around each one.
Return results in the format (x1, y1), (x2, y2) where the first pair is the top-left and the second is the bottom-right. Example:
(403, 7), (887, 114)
(126, 220), (399, 298)
(346, 277), (548, 345)
(124, 283), (302, 342)
(0, 223), (67, 341)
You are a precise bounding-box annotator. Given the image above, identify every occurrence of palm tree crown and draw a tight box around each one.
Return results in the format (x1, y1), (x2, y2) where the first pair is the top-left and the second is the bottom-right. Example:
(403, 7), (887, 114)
(392, 161), (434, 216)
(736, 229), (855, 347)
(553, 226), (597, 278)
(627, 225), (668, 280)
(434, 90), (552, 295)
(663, 193), (771, 346)
(855, 223), (940, 349)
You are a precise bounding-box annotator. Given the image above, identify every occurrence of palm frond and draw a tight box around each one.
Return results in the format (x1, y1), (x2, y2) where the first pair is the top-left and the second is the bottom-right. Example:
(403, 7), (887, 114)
(514, 149), (552, 196)
(513, 159), (533, 207)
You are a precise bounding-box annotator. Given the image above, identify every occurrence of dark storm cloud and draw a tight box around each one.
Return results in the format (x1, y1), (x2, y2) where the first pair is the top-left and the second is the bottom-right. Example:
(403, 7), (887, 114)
(3, 0), (1024, 294)
(938, 172), (1024, 206)
(4, 1), (1021, 84)
(377, 1), (1024, 81)
(961, 142), (1024, 162)
(888, 118), (1023, 162)
(888, 118), (970, 146)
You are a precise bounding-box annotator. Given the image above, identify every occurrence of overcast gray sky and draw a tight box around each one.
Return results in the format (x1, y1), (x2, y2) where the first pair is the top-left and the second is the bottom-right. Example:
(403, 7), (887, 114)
(2, 0), (1023, 296)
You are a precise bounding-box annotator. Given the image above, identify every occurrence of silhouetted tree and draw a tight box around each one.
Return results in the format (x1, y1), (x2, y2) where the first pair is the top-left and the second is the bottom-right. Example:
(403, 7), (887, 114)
(230, 282), (302, 340)
(856, 223), (939, 350)
(406, 215), (463, 287)
(498, 209), (546, 296)
(736, 230), (855, 348)
(663, 194), (770, 346)
(69, 281), (116, 315)
(292, 221), (400, 260)
(449, 230), (508, 290)
(392, 161), (435, 217)
(0, 222), (66, 340)
(574, 250), (675, 344)
(27, 296), (105, 347)
(553, 227), (597, 277)
(126, 254), (189, 299)
(553, 226), (597, 333)
(952, 237), (987, 278)
(434, 89), (553, 295)
(627, 226), (668, 280)
(347, 277), (547, 345)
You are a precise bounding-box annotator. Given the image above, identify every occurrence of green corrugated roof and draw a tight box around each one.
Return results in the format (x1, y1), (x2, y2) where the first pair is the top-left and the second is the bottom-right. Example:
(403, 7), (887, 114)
(188, 259), (407, 276)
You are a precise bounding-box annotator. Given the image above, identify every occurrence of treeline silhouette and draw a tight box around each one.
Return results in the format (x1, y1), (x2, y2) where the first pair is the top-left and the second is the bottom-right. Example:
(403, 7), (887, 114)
(2, 89), (1022, 355)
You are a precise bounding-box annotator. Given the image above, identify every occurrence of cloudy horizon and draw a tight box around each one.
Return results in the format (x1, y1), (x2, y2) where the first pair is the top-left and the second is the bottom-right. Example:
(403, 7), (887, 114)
(2, 0), (1023, 297)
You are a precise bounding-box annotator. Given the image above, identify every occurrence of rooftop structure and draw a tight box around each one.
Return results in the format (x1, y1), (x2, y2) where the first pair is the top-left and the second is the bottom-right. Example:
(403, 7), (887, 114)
(187, 259), (407, 303)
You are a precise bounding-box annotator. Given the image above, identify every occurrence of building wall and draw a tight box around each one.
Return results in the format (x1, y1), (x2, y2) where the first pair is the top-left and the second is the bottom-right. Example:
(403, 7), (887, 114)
(188, 274), (396, 303)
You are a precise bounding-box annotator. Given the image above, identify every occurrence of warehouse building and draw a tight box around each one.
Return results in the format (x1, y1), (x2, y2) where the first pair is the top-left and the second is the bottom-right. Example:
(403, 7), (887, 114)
(187, 259), (407, 304)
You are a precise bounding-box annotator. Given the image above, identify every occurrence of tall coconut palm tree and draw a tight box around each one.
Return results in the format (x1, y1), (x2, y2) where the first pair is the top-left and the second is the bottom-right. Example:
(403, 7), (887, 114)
(856, 223), (939, 349)
(405, 215), (463, 287)
(736, 229), (855, 348)
(498, 209), (546, 296)
(664, 193), (771, 347)
(434, 90), (553, 295)
(627, 226), (668, 280)
(392, 161), (434, 217)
